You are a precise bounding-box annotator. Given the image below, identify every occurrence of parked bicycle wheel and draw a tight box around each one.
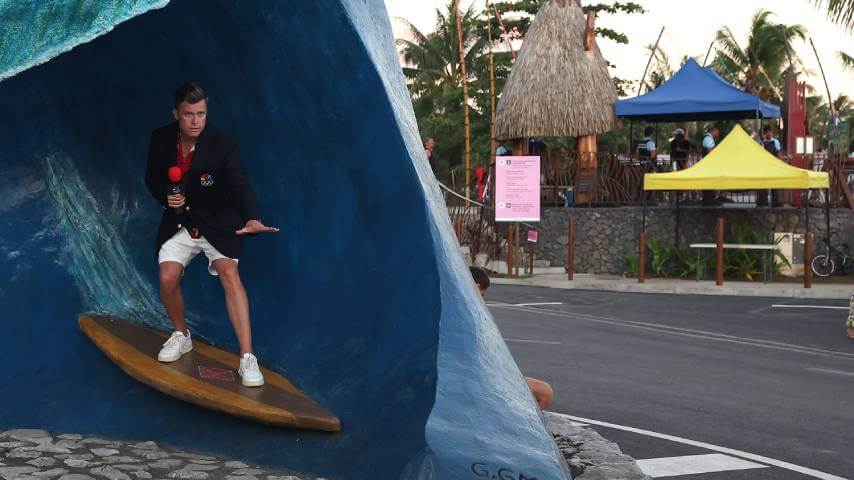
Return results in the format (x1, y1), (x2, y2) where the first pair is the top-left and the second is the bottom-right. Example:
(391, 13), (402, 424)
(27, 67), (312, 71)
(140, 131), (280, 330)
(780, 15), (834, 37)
(811, 255), (835, 277)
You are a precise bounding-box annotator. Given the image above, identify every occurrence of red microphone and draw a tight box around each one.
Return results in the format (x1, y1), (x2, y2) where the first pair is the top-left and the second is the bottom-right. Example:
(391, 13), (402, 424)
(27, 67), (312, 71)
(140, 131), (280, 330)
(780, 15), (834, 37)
(168, 167), (185, 214)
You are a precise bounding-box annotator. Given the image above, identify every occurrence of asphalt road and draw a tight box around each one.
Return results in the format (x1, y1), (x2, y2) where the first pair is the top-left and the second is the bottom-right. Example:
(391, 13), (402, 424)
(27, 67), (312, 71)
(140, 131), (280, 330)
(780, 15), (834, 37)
(486, 285), (853, 480)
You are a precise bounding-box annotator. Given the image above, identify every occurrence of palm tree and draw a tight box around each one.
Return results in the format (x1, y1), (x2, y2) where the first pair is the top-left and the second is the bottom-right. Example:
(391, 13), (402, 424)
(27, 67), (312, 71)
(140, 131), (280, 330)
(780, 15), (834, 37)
(839, 51), (854, 72)
(712, 10), (807, 102)
(396, 2), (487, 118)
(395, 2), (491, 181)
(808, 93), (852, 148)
(812, 0), (854, 31)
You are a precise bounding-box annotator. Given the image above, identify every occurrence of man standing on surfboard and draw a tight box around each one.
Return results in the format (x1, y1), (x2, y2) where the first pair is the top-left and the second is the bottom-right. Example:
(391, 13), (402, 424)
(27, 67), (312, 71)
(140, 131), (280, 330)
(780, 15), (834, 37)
(144, 82), (278, 387)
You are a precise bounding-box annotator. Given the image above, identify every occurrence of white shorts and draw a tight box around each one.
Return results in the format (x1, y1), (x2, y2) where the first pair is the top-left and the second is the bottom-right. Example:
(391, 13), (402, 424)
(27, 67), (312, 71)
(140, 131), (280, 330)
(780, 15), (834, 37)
(158, 228), (237, 276)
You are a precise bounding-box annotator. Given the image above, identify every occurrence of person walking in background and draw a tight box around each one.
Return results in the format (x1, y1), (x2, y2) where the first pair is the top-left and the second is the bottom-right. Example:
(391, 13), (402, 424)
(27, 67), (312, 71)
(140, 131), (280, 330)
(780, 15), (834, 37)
(847, 291), (853, 339)
(424, 137), (437, 172)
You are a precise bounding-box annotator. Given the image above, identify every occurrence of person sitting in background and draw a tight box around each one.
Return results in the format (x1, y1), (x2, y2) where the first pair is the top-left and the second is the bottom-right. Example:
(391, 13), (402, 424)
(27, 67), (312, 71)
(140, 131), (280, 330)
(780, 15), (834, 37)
(470, 266), (555, 409)
(670, 128), (691, 170)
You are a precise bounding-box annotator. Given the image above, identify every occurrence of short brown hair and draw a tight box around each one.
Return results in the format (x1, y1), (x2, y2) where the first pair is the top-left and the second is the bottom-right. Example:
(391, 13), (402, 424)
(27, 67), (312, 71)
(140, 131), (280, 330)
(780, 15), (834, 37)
(469, 266), (490, 290)
(174, 82), (208, 108)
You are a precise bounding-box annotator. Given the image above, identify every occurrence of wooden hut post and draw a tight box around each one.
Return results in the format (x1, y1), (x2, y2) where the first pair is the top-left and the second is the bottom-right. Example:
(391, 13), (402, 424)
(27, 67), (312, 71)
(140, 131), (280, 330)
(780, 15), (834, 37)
(576, 11), (599, 205)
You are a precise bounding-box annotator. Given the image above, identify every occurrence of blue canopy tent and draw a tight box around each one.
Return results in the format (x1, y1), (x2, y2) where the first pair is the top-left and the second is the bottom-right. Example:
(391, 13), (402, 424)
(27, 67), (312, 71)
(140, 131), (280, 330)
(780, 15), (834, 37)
(615, 58), (781, 121)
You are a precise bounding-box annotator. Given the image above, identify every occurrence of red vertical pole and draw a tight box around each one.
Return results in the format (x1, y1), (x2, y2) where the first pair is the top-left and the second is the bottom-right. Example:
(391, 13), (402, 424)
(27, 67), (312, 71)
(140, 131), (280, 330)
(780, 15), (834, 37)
(716, 217), (724, 286)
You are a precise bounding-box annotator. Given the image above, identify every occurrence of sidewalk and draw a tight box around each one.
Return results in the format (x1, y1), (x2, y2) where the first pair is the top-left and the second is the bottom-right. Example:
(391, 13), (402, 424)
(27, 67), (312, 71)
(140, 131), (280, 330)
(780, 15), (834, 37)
(492, 273), (852, 299)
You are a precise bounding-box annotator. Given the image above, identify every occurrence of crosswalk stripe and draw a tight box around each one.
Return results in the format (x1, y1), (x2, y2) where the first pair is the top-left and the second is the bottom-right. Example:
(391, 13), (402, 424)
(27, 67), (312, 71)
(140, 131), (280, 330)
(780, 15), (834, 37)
(636, 453), (768, 478)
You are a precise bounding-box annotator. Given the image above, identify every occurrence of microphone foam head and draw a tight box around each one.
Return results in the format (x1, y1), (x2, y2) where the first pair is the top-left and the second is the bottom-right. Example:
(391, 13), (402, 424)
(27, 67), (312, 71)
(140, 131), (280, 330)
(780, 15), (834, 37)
(168, 166), (183, 183)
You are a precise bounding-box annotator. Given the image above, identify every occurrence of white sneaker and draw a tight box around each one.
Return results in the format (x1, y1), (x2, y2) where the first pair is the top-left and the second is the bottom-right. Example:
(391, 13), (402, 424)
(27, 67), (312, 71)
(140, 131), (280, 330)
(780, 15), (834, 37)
(157, 331), (193, 362)
(238, 353), (265, 387)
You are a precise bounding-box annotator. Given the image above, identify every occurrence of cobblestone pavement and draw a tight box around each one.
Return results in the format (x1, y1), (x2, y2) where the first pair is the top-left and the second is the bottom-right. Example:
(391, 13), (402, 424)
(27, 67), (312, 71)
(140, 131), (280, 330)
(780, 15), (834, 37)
(3, 423), (648, 480)
(0, 429), (322, 480)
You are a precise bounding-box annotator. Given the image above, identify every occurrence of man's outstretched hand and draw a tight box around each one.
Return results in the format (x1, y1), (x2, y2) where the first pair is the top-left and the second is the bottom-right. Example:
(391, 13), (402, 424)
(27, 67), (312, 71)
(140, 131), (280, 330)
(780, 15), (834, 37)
(236, 219), (280, 235)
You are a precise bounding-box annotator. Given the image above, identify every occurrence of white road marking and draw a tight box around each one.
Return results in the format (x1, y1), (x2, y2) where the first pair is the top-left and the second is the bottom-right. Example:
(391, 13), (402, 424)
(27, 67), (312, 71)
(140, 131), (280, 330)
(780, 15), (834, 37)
(514, 302), (564, 306)
(491, 304), (854, 361)
(807, 367), (854, 377)
(486, 302), (563, 307)
(772, 304), (848, 310)
(504, 338), (562, 345)
(636, 453), (768, 478)
(547, 412), (849, 480)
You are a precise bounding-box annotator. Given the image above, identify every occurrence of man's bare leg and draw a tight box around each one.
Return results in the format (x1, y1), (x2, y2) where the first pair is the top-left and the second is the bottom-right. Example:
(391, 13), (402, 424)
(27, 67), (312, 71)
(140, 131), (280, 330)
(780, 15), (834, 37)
(525, 377), (554, 410)
(159, 261), (188, 335)
(213, 259), (253, 355)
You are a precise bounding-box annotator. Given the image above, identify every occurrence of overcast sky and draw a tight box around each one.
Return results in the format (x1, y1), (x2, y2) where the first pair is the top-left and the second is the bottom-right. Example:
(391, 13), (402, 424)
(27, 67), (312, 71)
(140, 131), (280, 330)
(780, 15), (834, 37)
(384, 0), (853, 100)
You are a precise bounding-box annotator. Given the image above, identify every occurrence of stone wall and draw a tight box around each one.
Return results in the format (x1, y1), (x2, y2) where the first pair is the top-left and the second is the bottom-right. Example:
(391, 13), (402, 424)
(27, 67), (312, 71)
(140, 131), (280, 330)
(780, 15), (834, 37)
(533, 206), (854, 275)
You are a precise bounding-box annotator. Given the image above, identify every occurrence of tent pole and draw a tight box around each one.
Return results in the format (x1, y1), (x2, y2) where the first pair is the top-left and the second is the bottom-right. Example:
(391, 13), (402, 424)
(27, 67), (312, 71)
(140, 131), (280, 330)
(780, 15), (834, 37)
(628, 120), (634, 157)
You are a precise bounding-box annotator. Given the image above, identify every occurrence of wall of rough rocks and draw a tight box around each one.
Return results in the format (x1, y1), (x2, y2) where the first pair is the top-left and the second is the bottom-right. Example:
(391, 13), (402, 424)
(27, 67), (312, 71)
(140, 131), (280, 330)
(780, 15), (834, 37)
(533, 207), (854, 275)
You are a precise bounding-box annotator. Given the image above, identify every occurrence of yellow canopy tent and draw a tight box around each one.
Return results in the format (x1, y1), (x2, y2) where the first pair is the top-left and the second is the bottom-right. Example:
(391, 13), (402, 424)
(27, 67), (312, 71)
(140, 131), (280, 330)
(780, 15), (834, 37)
(644, 124), (829, 191)
(636, 124), (829, 287)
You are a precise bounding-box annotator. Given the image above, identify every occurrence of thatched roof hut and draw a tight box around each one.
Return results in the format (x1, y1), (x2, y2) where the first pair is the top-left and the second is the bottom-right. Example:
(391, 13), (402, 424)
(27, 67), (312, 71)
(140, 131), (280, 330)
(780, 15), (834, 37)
(495, 0), (617, 140)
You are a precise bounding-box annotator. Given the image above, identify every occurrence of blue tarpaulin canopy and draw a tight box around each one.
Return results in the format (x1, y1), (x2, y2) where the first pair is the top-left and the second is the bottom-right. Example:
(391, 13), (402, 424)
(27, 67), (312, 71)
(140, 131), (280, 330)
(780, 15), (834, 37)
(615, 58), (781, 121)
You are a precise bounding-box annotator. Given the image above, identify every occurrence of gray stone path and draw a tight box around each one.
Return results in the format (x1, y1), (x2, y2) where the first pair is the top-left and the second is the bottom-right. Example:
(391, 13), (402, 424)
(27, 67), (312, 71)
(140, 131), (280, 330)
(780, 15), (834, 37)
(0, 430), (321, 480)
(4, 423), (648, 480)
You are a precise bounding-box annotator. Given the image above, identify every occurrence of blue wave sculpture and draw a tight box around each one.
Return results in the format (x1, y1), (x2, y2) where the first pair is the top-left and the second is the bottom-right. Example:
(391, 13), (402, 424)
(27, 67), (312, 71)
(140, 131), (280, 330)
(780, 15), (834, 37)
(0, 1), (569, 479)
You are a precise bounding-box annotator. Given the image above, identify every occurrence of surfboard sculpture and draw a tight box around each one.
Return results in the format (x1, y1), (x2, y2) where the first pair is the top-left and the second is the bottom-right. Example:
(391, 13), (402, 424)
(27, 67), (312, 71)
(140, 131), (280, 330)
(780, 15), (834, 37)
(79, 315), (340, 432)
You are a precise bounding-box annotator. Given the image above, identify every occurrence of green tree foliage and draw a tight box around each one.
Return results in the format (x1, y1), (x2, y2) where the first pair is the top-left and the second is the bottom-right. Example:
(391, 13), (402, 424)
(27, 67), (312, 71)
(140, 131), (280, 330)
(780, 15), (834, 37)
(812, 0), (854, 31)
(396, 2), (491, 183)
(711, 10), (807, 103)
(396, 0), (647, 179)
(839, 51), (854, 72)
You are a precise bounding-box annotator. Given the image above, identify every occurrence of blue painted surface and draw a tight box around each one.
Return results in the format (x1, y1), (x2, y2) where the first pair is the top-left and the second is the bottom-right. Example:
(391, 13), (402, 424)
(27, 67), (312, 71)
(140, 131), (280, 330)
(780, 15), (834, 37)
(0, 1), (568, 479)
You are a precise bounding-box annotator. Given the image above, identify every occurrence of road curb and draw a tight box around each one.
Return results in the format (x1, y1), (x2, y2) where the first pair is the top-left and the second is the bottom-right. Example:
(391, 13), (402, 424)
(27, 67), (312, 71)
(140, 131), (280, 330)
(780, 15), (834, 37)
(492, 275), (852, 299)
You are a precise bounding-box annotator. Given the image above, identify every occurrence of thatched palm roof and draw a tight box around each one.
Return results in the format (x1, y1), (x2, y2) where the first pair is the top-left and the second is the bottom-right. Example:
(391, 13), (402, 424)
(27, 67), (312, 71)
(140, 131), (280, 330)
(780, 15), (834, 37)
(495, 0), (617, 140)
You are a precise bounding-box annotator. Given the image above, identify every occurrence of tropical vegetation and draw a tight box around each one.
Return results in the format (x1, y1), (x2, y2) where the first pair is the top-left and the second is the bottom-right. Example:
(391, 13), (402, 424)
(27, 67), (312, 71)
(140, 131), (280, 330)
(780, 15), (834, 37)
(395, 1), (852, 185)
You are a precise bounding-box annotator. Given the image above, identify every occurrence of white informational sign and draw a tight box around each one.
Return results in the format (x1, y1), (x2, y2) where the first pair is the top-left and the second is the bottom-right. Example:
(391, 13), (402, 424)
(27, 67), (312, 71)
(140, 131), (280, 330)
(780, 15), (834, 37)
(496, 156), (540, 222)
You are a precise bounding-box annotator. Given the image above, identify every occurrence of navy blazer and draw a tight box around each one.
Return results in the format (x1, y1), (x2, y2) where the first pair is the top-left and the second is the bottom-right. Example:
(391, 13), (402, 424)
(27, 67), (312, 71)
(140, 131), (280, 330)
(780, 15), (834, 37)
(145, 122), (260, 259)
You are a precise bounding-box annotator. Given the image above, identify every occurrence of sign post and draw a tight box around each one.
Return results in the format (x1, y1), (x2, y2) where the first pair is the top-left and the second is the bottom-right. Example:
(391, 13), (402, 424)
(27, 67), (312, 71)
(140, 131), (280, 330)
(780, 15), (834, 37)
(496, 156), (540, 277)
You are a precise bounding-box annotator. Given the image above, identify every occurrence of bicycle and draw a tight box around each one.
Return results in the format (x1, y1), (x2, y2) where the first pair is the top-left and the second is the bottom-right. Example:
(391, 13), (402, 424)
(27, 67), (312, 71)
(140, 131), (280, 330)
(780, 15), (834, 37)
(811, 237), (851, 277)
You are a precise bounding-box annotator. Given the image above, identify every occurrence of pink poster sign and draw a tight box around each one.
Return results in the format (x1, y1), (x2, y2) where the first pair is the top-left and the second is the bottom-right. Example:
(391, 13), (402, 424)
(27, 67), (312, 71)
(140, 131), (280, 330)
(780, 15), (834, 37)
(496, 156), (540, 222)
(527, 230), (538, 243)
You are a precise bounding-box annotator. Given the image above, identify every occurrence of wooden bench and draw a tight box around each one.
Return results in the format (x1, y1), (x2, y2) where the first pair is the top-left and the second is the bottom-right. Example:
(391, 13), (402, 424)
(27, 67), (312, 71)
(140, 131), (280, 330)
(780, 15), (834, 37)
(689, 243), (778, 283)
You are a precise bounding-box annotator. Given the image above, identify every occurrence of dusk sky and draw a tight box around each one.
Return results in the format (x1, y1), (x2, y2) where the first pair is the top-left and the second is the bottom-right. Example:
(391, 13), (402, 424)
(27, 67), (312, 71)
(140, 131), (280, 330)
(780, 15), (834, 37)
(384, 0), (853, 100)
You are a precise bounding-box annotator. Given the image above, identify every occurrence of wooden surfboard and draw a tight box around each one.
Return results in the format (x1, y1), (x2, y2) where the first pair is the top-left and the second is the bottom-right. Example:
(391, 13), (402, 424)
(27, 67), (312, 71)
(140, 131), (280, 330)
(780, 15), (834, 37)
(79, 315), (340, 432)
